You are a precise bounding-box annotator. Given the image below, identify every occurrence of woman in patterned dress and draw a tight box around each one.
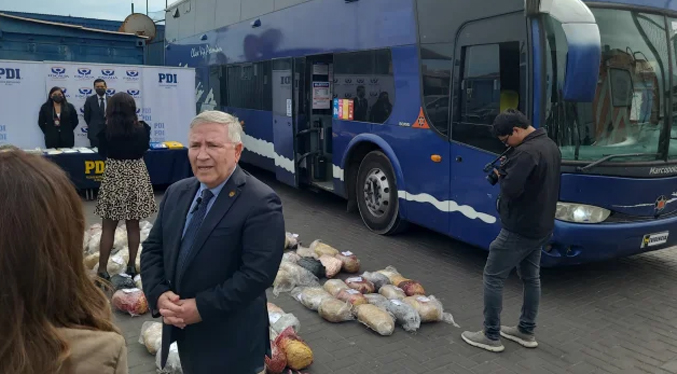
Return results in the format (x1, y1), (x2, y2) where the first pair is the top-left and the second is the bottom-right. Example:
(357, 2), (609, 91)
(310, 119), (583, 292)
(94, 92), (157, 282)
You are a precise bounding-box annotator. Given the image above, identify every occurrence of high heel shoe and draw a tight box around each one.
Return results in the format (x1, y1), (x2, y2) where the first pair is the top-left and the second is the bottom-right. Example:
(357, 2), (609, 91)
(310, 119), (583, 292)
(126, 265), (137, 278)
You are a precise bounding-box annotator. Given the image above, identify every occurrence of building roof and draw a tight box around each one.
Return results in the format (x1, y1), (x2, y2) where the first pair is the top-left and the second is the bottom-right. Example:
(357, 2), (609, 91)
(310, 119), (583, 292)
(0, 12), (149, 38)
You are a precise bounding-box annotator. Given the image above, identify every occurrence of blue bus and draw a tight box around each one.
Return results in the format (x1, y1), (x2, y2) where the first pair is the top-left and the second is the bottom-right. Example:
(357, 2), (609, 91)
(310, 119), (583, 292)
(165, 0), (677, 266)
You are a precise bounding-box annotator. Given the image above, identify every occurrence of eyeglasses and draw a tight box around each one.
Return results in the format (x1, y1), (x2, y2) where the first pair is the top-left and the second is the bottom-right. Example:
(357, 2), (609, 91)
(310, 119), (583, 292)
(499, 134), (511, 146)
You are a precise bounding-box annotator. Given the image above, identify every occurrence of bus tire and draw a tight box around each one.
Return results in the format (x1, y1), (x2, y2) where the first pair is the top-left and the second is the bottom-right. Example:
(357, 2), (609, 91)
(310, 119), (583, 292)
(356, 150), (408, 235)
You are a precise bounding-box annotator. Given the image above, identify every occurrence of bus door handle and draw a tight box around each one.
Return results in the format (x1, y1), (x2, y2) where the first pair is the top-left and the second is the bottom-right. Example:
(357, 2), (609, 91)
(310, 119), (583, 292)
(455, 156), (463, 162)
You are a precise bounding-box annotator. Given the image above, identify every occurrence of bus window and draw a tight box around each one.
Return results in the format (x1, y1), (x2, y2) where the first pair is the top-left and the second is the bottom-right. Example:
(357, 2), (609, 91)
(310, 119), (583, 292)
(453, 41), (522, 154)
(333, 49), (396, 124)
(224, 61), (272, 111)
(421, 43), (453, 137)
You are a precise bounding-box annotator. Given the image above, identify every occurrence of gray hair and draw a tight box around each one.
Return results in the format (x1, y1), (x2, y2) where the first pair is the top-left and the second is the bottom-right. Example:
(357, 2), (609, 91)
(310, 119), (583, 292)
(189, 110), (243, 144)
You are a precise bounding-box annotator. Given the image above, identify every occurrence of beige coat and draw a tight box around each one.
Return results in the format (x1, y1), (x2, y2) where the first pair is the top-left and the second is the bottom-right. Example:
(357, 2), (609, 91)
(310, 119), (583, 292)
(57, 327), (128, 374)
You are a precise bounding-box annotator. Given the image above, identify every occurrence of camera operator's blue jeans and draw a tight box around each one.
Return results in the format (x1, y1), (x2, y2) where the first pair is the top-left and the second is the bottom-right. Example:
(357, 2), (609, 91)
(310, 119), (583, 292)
(483, 229), (551, 340)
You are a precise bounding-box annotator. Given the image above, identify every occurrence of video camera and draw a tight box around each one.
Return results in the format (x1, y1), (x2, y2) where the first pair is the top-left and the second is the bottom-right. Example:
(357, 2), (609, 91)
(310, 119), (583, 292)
(483, 147), (513, 185)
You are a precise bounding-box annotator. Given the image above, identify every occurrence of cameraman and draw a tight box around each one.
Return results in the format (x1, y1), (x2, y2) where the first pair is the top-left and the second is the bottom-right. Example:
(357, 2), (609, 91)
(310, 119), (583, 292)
(462, 109), (561, 353)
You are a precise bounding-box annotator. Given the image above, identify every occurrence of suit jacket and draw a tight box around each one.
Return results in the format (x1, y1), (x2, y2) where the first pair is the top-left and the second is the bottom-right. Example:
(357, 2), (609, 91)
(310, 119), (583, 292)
(56, 327), (128, 374)
(83, 94), (108, 140)
(140, 166), (285, 374)
(38, 102), (78, 148)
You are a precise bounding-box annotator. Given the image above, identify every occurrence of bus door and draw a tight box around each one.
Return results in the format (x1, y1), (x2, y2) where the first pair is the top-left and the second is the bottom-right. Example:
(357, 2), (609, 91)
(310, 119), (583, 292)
(449, 12), (527, 249)
(272, 58), (301, 187)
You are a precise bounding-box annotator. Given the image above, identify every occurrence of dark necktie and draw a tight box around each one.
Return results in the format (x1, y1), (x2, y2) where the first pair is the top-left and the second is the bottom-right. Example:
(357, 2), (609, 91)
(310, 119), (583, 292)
(99, 97), (105, 113)
(176, 189), (215, 279)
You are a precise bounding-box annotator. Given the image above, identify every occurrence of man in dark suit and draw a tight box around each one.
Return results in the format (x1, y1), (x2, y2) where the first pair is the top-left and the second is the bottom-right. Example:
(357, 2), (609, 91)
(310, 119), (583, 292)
(140, 110), (285, 374)
(83, 79), (108, 147)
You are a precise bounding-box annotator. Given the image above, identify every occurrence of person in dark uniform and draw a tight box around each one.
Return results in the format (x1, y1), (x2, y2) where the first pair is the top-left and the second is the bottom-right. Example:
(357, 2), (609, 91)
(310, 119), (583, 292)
(38, 87), (79, 149)
(353, 85), (369, 122)
(84, 79), (109, 148)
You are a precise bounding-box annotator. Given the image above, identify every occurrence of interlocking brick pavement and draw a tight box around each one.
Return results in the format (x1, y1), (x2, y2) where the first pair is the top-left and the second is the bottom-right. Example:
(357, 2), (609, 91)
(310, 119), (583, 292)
(83, 165), (677, 374)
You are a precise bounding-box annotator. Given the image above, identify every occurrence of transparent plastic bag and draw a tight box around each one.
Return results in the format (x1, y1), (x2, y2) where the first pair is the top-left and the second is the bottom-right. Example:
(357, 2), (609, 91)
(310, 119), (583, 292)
(364, 293), (389, 309)
(272, 261), (320, 296)
(295, 245), (318, 259)
(275, 327), (313, 371)
(110, 273), (136, 291)
(319, 255), (342, 278)
(318, 297), (355, 323)
(376, 265), (409, 285)
(265, 341), (287, 374)
(269, 311), (301, 334)
(138, 321), (163, 355)
(156, 342), (182, 374)
(83, 252), (99, 270)
(335, 251), (360, 273)
(87, 231), (101, 254)
(354, 304), (395, 336)
(111, 288), (149, 317)
(83, 231), (91, 252)
(336, 289), (368, 306)
(112, 226), (128, 252)
(285, 232), (300, 249)
(134, 274), (143, 289)
(345, 276), (375, 294)
(106, 248), (129, 276)
(386, 299), (421, 332)
(309, 239), (339, 257)
(379, 285), (407, 300)
(297, 257), (326, 278)
(323, 279), (349, 296)
(291, 287), (333, 311)
(282, 251), (301, 264)
(403, 295), (459, 327)
(267, 302), (285, 314)
(360, 271), (391, 291)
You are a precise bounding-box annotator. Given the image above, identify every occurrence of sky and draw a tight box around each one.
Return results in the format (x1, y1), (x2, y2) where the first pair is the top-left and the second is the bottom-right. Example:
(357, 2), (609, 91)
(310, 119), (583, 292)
(0, 0), (173, 21)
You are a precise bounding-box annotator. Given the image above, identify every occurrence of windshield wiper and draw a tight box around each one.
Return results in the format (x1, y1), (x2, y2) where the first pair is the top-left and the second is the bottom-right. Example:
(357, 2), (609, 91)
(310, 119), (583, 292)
(576, 153), (660, 172)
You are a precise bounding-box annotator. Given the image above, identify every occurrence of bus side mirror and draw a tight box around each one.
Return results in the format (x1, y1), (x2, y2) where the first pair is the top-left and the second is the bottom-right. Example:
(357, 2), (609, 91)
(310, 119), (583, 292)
(526, 0), (601, 102)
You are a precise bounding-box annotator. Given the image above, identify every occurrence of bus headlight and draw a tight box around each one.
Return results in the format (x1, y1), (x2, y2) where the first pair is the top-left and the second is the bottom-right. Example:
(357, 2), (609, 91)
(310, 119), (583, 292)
(555, 202), (610, 224)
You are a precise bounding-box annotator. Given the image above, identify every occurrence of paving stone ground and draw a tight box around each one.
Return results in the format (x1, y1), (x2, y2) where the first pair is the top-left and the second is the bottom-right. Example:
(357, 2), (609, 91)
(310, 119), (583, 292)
(83, 165), (677, 374)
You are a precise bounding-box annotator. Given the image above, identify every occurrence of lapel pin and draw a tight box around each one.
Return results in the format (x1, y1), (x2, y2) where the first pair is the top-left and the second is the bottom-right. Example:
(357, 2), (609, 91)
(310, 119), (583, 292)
(229, 191), (236, 197)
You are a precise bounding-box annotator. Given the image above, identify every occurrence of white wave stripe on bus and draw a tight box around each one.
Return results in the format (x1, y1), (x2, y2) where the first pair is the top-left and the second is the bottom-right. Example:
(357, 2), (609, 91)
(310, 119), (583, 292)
(241, 133), (295, 173)
(397, 191), (497, 224)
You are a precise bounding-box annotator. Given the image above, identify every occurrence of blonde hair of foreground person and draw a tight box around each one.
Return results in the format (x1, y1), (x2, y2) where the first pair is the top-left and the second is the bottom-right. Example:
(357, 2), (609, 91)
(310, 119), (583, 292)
(0, 147), (127, 374)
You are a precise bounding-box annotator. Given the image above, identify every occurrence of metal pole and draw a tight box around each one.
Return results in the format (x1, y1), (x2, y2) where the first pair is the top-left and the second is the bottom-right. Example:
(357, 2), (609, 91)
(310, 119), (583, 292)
(131, 2), (134, 13)
(147, 0), (149, 15)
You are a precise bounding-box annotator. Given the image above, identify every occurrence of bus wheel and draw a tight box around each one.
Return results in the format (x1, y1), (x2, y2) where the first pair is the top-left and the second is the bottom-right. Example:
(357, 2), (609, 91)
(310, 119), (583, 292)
(356, 150), (407, 235)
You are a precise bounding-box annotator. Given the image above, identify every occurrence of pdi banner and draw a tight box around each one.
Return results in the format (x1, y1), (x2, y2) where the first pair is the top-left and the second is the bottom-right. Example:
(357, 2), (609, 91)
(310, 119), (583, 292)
(0, 61), (47, 149)
(141, 67), (196, 146)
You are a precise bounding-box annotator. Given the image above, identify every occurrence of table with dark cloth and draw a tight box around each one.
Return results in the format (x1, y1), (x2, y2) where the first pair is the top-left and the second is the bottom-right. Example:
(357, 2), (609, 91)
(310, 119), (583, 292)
(45, 149), (193, 199)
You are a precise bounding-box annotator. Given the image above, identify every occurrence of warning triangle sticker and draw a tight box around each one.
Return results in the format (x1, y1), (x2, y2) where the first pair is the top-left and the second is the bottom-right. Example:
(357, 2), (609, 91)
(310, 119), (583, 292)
(412, 107), (430, 129)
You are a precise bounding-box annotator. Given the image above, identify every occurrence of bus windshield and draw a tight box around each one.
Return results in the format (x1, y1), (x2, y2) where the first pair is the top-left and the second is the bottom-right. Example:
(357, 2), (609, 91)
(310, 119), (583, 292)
(543, 7), (677, 162)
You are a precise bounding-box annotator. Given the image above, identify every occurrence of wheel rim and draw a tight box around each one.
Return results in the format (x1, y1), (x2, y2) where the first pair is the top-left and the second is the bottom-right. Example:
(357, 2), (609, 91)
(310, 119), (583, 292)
(362, 167), (391, 218)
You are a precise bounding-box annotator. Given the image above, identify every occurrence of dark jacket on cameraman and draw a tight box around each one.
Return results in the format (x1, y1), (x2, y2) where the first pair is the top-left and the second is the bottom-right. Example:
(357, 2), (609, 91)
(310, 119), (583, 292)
(497, 128), (561, 239)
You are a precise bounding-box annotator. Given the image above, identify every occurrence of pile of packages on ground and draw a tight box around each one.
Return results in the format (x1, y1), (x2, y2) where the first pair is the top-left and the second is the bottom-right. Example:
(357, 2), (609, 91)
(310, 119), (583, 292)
(275, 232), (460, 338)
(82, 222), (152, 318)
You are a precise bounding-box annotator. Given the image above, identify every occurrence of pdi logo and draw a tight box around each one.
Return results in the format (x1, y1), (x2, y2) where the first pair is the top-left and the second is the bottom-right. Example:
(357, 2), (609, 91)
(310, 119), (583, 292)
(370, 78), (379, 84)
(126, 70), (139, 78)
(79, 87), (93, 95)
(357, 79), (365, 84)
(75, 68), (93, 80)
(48, 66), (69, 79)
(106, 88), (116, 96)
(344, 78), (352, 84)
(101, 69), (115, 77)
(0, 68), (22, 81)
(158, 73), (178, 85)
(127, 89), (141, 98)
(78, 68), (92, 75)
(60, 87), (71, 98)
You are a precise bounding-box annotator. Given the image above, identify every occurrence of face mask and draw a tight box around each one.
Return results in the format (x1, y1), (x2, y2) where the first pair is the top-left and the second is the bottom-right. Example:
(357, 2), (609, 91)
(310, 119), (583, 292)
(96, 88), (106, 96)
(52, 96), (64, 103)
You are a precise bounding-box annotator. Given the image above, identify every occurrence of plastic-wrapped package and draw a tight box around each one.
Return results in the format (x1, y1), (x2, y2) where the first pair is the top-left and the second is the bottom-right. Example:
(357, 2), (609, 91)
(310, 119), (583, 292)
(265, 342), (287, 374)
(111, 274), (136, 290)
(291, 287), (334, 311)
(361, 271), (391, 291)
(376, 265), (410, 285)
(398, 280), (426, 296)
(318, 255), (342, 278)
(354, 304), (395, 336)
(156, 342), (182, 374)
(269, 311), (301, 334)
(403, 295), (460, 327)
(138, 321), (163, 355)
(267, 302), (285, 314)
(335, 251), (360, 273)
(140, 221), (153, 242)
(87, 231), (102, 254)
(364, 293), (389, 309)
(386, 299), (421, 332)
(275, 327), (313, 371)
(323, 279), (349, 296)
(106, 248), (129, 276)
(336, 289), (368, 306)
(295, 245), (318, 259)
(135, 246), (142, 273)
(285, 232), (300, 249)
(83, 252), (99, 270)
(83, 231), (91, 252)
(113, 226), (127, 252)
(282, 251), (301, 264)
(345, 276), (375, 294)
(379, 285), (407, 300)
(111, 288), (149, 317)
(318, 298), (355, 323)
(309, 239), (339, 257)
(297, 257), (326, 278)
(272, 261), (320, 296)
(134, 274), (142, 289)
